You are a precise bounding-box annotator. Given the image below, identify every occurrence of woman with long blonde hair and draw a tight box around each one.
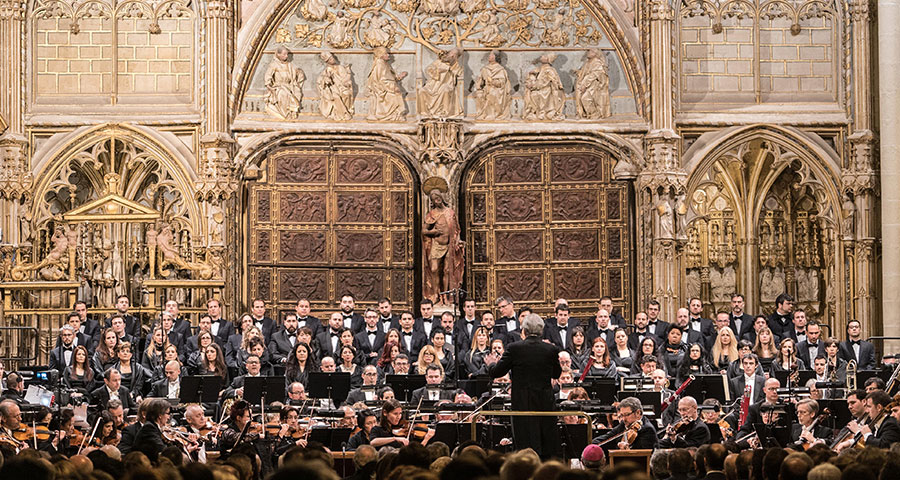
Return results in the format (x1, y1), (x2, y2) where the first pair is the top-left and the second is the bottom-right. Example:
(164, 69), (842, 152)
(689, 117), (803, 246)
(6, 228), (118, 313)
(710, 326), (739, 373)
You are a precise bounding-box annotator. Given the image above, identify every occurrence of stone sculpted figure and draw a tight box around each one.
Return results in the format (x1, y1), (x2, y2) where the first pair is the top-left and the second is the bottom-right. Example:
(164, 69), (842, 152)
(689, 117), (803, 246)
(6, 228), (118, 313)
(472, 50), (511, 120)
(423, 189), (464, 306)
(418, 48), (463, 118)
(574, 48), (611, 119)
(326, 11), (354, 48)
(364, 12), (395, 47)
(366, 47), (408, 121)
(300, 0), (328, 21)
(522, 53), (565, 121)
(422, 0), (459, 14)
(656, 193), (674, 238)
(317, 52), (354, 121)
(264, 46), (305, 119)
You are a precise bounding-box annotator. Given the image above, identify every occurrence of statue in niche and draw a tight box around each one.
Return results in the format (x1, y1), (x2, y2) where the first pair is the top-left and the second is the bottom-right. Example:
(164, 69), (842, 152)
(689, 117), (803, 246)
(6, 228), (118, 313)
(423, 187), (465, 306)
(38, 225), (71, 281)
(264, 46), (305, 119)
(364, 12), (395, 47)
(317, 52), (354, 121)
(300, 0), (328, 21)
(366, 47), (408, 121)
(422, 0), (459, 15)
(523, 53), (565, 121)
(574, 48), (611, 119)
(841, 194), (855, 237)
(656, 193), (675, 238)
(472, 50), (511, 120)
(418, 48), (463, 118)
(797, 269), (819, 303)
(760, 268), (785, 303)
(19, 209), (33, 244)
(684, 270), (700, 299)
(327, 11), (354, 48)
(710, 266), (735, 302)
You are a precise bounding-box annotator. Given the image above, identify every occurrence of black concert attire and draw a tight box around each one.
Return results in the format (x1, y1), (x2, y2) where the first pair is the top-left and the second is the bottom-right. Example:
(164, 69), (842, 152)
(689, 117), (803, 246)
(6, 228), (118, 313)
(660, 342), (687, 373)
(675, 355), (712, 385)
(592, 416), (658, 451)
(788, 422), (832, 448)
(462, 347), (490, 378)
(864, 415), (900, 448)
(766, 311), (792, 342)
(118, 421), (143, 455)
(567, 345), (591, 372)
(115, 359), (150, 399)
(839, 339), (877, 370)
(582, 360), (618, 380)
(268, 329), (298, 364)
(658, 418), (711, 448)
(91, 384), (135, 412)
(347, 428), (372, 449)
(132, 422), (167, 462)
(218, 420), (260, 452)
(488, 334), (562, 458)
(369, 425), (404, 448)
(63, 367), (95, 395)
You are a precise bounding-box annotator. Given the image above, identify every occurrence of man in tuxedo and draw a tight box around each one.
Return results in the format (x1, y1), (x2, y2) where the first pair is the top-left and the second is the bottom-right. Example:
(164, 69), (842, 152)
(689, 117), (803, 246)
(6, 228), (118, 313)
(50, 325), (77, 372)
(784, 309), (808, 344)
(479, 312), (508, 346)
(673, 308), (703, 345)
(207, 298), (234, 347)
(414, 299), (441, 338)
(658, 396), (710, 448)
(250, 299), (276, 345)
(767, 293), (793, 342)
(346, 365), (381, 404)
(833, 389), (868, 452)
(91, 368), (135, 413)
(149, 360), (182, 400)
(108, 295), (141, 339)
(57, 312), (93, 352)
(591, 396), (659, 451)
(410, 364), (456, 404)
(164, 300), (193, 342)
(339, 294), (365, 334)
(796, 321), (823, 368)
(599, 296), (626, 328)
(455, 299), (480, 352)
(730, 354), (766, 404)
(851, 390), (900, 447)
(377, 298), (401, 333)
(316, 312), (345, 360)
(398, 312), (427, 361)
(485, 313), (563, 458)
(587, 308), (617, 348)
(73, 301), (101, 346)
(495, 296), (519, 334)
(628, 312), (658, 350)
(186, 314), (212, 353)
(729, 294), (753, 340)
(646, 300), (669, 338)
(688, 298), (716, 347)
(354, 308), (385, 364)
(839, 319), (876, 369)
(543, 303), (575, 350)
(160, 313), (185, 354)
(295, 298), (322, 337)
(438, 312), (456, 350)
(736, 377), (782, 437)
(222, 355), (265, 400)
(788, 398), (832, 447)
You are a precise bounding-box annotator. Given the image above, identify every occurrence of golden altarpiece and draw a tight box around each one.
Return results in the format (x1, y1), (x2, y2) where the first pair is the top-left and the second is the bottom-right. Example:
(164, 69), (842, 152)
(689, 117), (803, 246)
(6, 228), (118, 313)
(0, 0), (881, 367)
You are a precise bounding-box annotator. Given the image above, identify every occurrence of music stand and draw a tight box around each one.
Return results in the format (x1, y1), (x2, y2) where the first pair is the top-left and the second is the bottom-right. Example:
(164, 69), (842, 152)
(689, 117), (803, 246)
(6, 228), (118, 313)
(308, 372), (351, 407)
(386, 374), (426, 402)
(180, 376), (223, 404)
(459, 376), (492, 399)
(817, 399), (852, 430)
(244, 376), (286, 406)
(558, 423), (590, 459)
(683, 374), (731, 403)
(754, 423), (791, 448)
(632, 391), (663, 417)
(583, 377), (618, 402)
(309, 427), (353, 450)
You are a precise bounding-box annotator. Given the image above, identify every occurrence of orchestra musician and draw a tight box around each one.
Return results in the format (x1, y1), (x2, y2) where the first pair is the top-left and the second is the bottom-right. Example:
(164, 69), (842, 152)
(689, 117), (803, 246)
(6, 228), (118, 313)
(659, 396), (710, 448)
(133, 398), (198, 462)
(369, 399), (412, 448)
(847, 390), (900, 448)
(833, 389), (868, 452)
(346, 365), (380, 404)
(409, 364), (455, 404)
(591, 396), (658, 451)
(273, 406), (308, 456)
(347, 409), (378, 449)
(735, 378), (782, 438)
(218, 400), (260, 452)
(788, 399), (831, 448)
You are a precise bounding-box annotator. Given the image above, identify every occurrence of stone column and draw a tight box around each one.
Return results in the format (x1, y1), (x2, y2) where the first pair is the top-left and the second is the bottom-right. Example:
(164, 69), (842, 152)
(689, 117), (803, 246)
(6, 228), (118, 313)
(880, 0), (900, 340)
(0, 0), (30, 245)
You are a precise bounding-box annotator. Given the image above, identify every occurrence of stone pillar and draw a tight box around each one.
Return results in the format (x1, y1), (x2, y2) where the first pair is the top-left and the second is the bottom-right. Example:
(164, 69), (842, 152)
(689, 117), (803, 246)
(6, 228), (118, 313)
(880, 0), (900, 340)
(0, 0), (30, 245)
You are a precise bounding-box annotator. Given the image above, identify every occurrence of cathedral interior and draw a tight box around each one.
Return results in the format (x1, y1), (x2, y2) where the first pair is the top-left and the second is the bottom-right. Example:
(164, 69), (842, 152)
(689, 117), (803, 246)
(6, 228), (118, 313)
(0, 0), (897, 367)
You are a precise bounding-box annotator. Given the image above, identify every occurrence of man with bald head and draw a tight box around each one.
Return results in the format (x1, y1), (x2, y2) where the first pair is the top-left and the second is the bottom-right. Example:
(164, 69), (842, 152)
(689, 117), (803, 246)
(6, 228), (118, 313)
(659, 396), (710, 448)
(736, 377), (783, 437)
(149, 361), (182, 400)
(587, 308), (616, 348)
(673, 308), (703, 345)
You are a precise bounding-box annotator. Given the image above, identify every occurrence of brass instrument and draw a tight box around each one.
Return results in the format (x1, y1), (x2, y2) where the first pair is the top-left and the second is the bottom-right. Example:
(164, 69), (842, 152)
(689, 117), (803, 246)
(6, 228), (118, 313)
(846, 360), (857, 391)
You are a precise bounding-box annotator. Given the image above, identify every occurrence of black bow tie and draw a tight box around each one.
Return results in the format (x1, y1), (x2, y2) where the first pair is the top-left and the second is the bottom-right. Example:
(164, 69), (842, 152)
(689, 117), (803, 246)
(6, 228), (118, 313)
(559, 327), (567, 332)
(466, 319), (475, 324)
(367, 330), (377, 335)
(403, 332), (413, 337)
(330, 332), (339, 337)
(63, 346), (73, 352)
(343, 314), (352, 318)
(851, 340), (861, 346)
(381, 317), (391, 322)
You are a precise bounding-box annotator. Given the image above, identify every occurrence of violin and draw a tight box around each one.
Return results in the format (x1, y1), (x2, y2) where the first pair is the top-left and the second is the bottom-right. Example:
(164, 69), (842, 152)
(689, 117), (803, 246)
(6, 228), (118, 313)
(392, 420), (430, 442)
(718, 418), (734, 439)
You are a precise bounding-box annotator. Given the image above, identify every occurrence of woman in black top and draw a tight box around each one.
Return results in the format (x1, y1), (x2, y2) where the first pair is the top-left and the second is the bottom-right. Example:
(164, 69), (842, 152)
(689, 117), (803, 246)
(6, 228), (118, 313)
(567, 326), (590, 372)
(113, 341), (149, 402)
(676, 342), (712, 384)
(64, 345), (95, 395)
(660, 325), (687, 373)
(347, 409), (378, 449)
(369, 399), (410, 448)
(274, 406), (308, 456)
(630, 337), (666, 375)
(285, 342), (315, 388)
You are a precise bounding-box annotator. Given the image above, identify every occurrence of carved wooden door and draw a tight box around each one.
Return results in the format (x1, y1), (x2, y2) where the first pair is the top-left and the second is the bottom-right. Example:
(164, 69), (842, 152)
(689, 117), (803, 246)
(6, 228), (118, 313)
(463, 146), (633, 318)
(247, 147), (416, 313)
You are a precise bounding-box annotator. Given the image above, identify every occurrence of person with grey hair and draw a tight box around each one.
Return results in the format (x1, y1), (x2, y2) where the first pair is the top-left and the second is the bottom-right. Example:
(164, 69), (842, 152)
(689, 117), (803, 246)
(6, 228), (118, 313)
(659, 396), (710, 448)
(484, 312), (561, 458)
(592, 396), (658, 450)
(789, 398), (831, 447)
(807, 463), (841, 480)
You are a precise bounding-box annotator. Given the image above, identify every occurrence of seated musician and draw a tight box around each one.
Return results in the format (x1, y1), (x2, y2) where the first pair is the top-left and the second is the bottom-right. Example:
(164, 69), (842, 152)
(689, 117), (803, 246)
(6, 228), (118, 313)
(218, 400), (260, 452)
(150, 360), (183, 401)
(701, 398), (737, 443)
(286, 382), (308, 407)
(184, 404), (214, 462)
(274, 406), (308, 456)
(847, 390), (900, 448)
(369, 398), (434, 447)
(736, 378), (781, 438)
(659, 396), (710, 448)
(591, 396), (658, 450)
(410, 364), (455, 404)
(347, 409), (378, 449)
(91, 368), (135, 413)
(118, 399), (147, 455)
(222, 354), (264, 400)
(0, 400), (26, 453)
(788, 398), (831, 449)
(346, 365), (380, 404)
(44, 407), (76, 455)
(133, 398), (198, 462)
(833, 389), (868, 452)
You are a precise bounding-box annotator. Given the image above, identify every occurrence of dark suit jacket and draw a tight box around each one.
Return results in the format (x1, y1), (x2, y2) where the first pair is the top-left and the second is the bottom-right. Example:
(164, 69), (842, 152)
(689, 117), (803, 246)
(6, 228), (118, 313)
(149, 378), (179, 399)
(316, 330), (344, 359)
(789, 422), (832, 446)
(627, 331), (659, 351)
(729, 374), (766, 404)
(118, 421), (143, 454)
(586, 325), (617, 349)
(839, 340), (876, 369)
(730, 314), (754, 340)
(210, 318), (235, 347)
(766, 312), (792, 341)
(81, 318), (102, 342)
(296, 315), (323, 337)
(647, 320), (670, 338)
(593, 416), (658, 450)
(107, 314), (141, 339)
(796, 340), (823, 368)
(354, 329), (386, 364)
(49, 345), (75, 372)
(90, 385), (135, 412)
(252, 316), (276, 344)
(865, 415), (900, 448)
(133, 422), (166, 462)
(497, 315), (520, 334)
(225, 333), (244, 368)
(488, 335), (561, 411)
(378, 314), (401, 333)
(543, 323), (576, 350)
(165, 330), (185, 353)
(346, 386), (379, 405)
(56, 332), (93, 353)
(398, 330), (428, 361)
(414, 315), (441, 336)
(658, 418), (711, 448)
(268, 330), (296, 364)
(689, 316), (717, 342)
(173, 317), (193, 340)
(455, 317), (481, 352)
(341, 313), (366, 334)
(409, 385), (456, 405)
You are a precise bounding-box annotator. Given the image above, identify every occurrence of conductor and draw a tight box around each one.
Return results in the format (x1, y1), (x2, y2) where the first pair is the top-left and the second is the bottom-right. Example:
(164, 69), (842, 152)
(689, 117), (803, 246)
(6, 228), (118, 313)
(484, 313), (562, 458)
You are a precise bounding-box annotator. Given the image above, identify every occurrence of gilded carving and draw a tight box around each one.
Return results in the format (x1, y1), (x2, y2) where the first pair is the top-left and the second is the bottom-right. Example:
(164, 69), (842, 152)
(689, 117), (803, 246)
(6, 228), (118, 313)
(338, 155), (383, 183)
(363, 12), (397, 47)
(392, 234), (407, 263)
(496, 231), (542, 262)
(257, 191), (271, 222)
(257, 231), (271, 262)
(280, 231), (327, 262)
(553, 230), (598, 261)
(281, 192), (327, 223)
(418, 48), (463, 118)
(275, 155), (327, 183)
(472, 50), (512, 120)
(337, 270), (384, 300)
(392, 192), (407, 223)
(472, 193), (487, 223)
(392, 270), (408, 302)
(607, 268), (623, 298)
(574, 48), (611, 119)
(317, 52), (354, 121)
(337, 232), (384, 262)
(264, 46), (305, 119)
(256, 269), (272, 300)
(551, 153), (603, 182)
(473, 272), (488, 301)
(523, 53), (565, 121)
(606, 190), (621, 219)
(554, 269), (599, 300)
(301, 0), (329, 21)
(280, 270), (328, 301)
(607, 228), (621, 260)
(472, 231), (488, 262)
(494, 154), (542, 183)
(552, 191), (597, 221)
(326, 11), (354, 48)
(497, 270), (543, 301)
(366, 47), (408, 122)
(495, 192), (541, 222)
(337, 192), (383, 223)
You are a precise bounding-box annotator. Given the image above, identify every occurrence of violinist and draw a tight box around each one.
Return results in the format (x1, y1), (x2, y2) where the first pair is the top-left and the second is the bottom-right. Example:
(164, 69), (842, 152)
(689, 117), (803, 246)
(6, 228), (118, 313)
(591, 397), (658, 450)
(184, 404), (214, 462)
(369, 399), (410, 448)
(46, 407), (76, 455)
(659, 396), (710, 448)
(96, 411), (119, 447)
(119, 399), (148, 455)
(846, 390), (900, 448)
(833, 389), (869, 452)
(274, 406), (308, 456)
(218, 400), (259, 452)
(133, 398), (197, 462)
(0, 399), (28, 452)
(788, 399), (831, 448)
(347, 409), (378, 449)
(700, 398), (736, 443)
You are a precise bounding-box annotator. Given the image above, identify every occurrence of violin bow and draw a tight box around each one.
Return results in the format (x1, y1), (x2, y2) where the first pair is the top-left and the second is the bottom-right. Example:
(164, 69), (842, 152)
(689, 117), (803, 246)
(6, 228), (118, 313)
(408, 394), (426, 442)
(78, 416), (102, 455)
(32, 419), (37, 450)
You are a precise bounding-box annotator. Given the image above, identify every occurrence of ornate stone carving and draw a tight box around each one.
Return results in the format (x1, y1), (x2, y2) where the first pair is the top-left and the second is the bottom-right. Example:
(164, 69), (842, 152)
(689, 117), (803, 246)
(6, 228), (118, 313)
(418, 48), (463, 118)
(606, 190), (621, 220)
(494, 154), (542, 183)
(497, 270), (543, 301)
(420, 119), (462, 164)
(392, 270), (408, 303)
(759, 268), (786, 303)
(326, 10), (354, 47)
(276, 155), (327, 183)
(316, 52), (354, 121)
(150, 222), (217, 279)
(574, 48), (611, 119)
(337, 192), (383, 223)
(392, 234), (407, 263)
(496, 231), (542, 262)
(607, 267), (623, 298)
(472, 271), (488, 302)
(472, 193), (487, 224)
(280, 231), (327, 262)
(256, 268), (272, 300)
(338, 155), (383, 183)
(495, 192), (541, 223)
(472, 50), (512, 120)
(607, 228), (622, 260)
(10, 224), (73, 281)
(392, 192), (407, 223)
(796, 267), (819, 303)
(366, 47), (407, 122)
(264, 46), (305, 119)
(553, 230), (598, 261)
(337, 270), (384, 301)
(709, 266), (735, 302)
(257, 231), (271, 262)
(554, 269), (599, 300)
(281, 192), (327, 223)
(257, 191), (271, 222)
(552, 191), (597, 221)
(551, 153), (603, 182)
(301, 0), (329, 21)
(422, 188), (464, 305)
(336, 232), (383, 262)
(523, 53), (565, 121)
(280, 270), (328, 301)
(472, 231), (488, 262)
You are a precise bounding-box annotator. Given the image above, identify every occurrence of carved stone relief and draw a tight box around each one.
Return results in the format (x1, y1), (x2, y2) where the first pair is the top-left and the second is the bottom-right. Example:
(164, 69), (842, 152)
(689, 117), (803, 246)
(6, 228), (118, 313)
(496, 231), (543, 262)
(496, 270), (544, 301)
(552, 191), (598, 221)
(495, 192), (542, 223)
(336, 193), (383, 223)
(553, 230), (599, 261)
(554, 269), (600, 300)
(280, 231), (327, 262)
(336, 232), (384, 263)
(281, 192), (327, 223)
